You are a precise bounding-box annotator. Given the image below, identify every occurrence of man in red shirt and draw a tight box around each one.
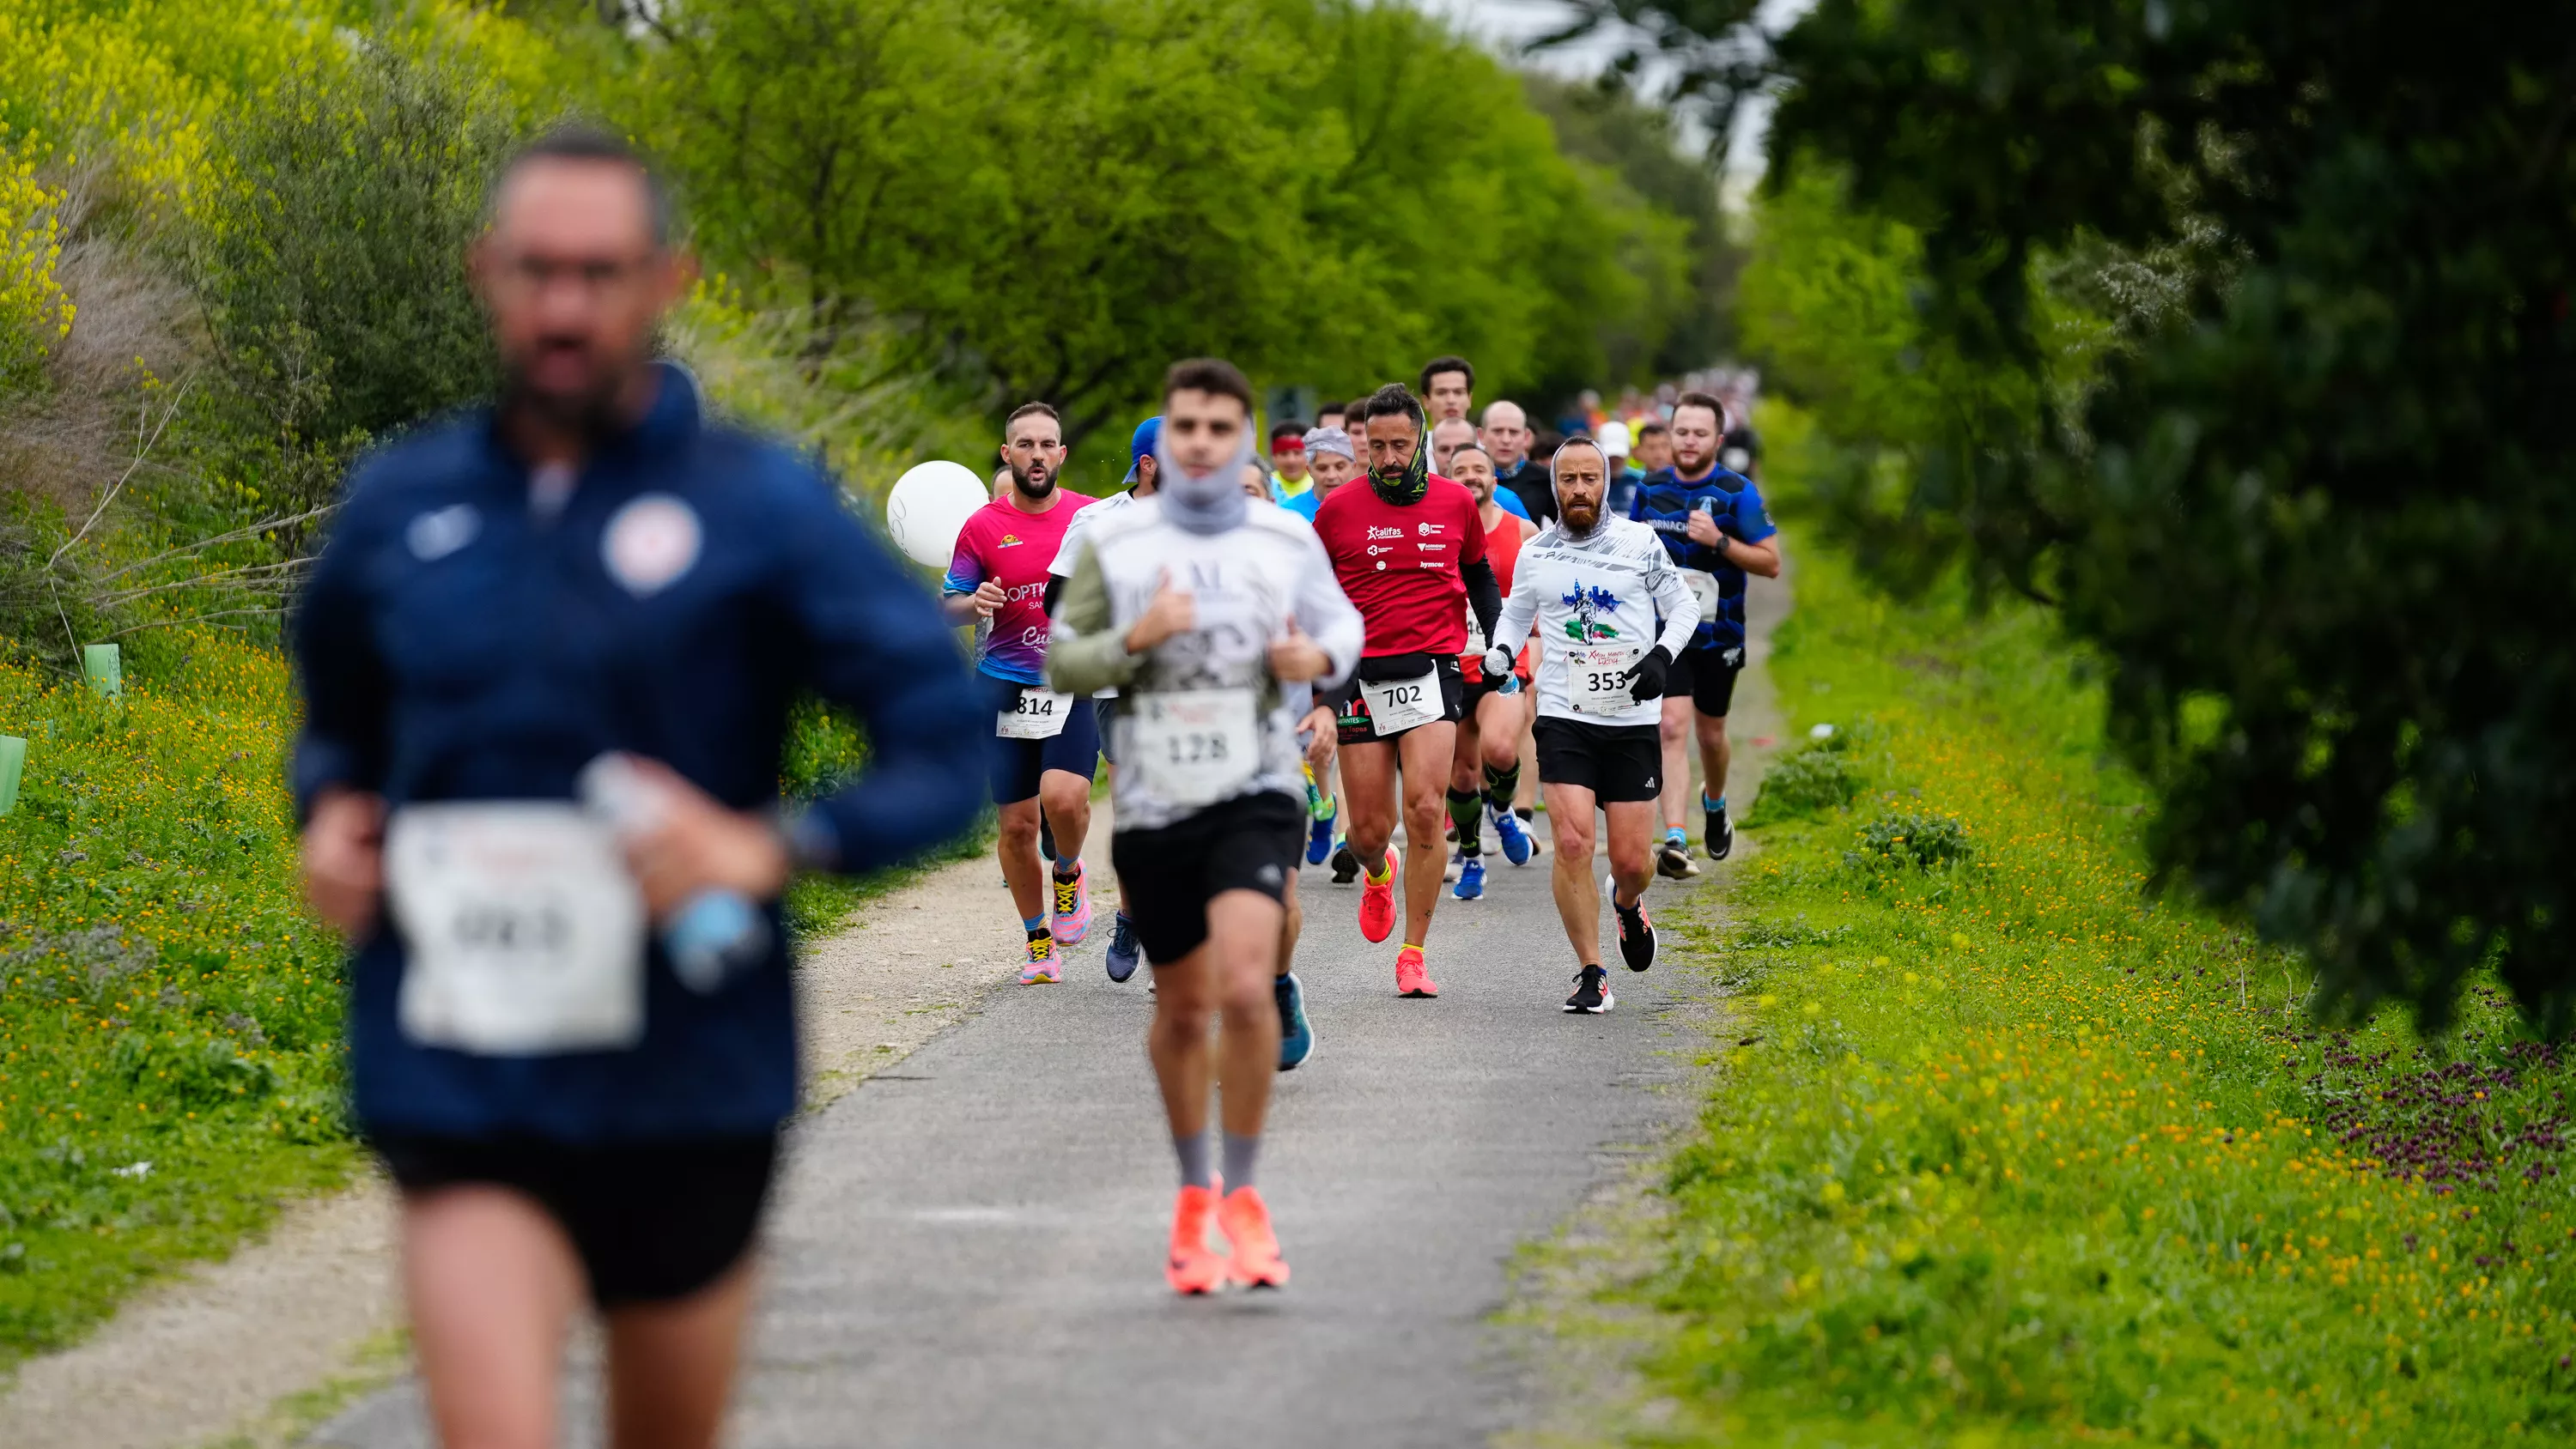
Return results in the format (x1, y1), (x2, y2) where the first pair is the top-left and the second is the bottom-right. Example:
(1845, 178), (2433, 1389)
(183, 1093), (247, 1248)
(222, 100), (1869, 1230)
(1310, 383), (1503, 997)
(942, 403), (1096, 982)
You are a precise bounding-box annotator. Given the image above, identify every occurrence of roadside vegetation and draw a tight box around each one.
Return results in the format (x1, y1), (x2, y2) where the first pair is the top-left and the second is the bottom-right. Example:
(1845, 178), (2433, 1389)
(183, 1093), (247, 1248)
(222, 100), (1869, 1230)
(1635, 445), (2576, 1442)
(0, 0), (1738, 1370)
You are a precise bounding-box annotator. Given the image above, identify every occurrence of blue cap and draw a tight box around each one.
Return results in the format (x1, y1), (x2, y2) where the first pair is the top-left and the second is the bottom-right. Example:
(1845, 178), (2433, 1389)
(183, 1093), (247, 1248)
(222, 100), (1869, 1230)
(1123, 416), (1162, 483)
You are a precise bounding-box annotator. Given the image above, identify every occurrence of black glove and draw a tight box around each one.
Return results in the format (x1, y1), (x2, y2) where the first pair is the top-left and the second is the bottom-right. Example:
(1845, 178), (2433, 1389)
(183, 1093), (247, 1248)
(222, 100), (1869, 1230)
(1625, 645), (1673, 703)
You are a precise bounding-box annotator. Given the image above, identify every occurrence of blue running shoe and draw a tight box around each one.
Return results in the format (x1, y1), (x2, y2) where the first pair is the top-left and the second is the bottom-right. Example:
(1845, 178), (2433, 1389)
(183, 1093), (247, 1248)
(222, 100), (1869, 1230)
(1453, 857), (1485, 900)
(1489, 803), (1534, 866)
(1307, 803), (1337, 866)
(1275, 971), (1315, 1070)
(1106, 911), (1142, 983)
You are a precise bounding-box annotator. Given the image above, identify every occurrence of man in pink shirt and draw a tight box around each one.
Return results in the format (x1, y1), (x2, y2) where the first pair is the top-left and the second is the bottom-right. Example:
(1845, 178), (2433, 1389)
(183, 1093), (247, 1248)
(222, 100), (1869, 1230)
(943, 403), (1097, 981)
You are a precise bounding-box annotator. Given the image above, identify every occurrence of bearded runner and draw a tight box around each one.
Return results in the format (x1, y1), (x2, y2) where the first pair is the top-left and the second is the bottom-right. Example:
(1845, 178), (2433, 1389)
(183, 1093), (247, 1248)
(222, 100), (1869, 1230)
(1485, 435), (1699, 1013)
(943, 403), (1097, 981)
(1627, 388), (1781, 879)
(1309, 381), (1503, 997)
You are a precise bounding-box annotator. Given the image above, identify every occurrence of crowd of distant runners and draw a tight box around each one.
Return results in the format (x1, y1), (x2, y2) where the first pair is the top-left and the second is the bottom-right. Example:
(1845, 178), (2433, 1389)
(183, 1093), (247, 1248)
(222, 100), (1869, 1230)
(290, 126), (1781, 1447)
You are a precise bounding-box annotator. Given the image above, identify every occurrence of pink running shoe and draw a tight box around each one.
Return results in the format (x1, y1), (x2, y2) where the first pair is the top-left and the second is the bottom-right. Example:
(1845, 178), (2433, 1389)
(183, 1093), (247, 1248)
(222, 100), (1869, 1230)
(1357, 849), (1397, 943)
(1394, 944), (1440, 998)
(1051, 862), (1093, 947)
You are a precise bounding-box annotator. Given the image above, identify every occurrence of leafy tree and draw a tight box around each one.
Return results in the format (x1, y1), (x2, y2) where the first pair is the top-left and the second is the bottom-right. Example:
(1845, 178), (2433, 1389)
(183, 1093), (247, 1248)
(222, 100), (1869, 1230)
(1626, 1), (2576, 1032)
(188, 40), (516, 492)
(1523, 73), (1743, 376)
(602, 0), (1704, 443)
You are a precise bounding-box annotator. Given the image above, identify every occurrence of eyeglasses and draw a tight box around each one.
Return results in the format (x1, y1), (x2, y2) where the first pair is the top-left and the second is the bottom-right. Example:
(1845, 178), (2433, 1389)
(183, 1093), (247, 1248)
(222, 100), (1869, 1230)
(492, 251), (659, 295)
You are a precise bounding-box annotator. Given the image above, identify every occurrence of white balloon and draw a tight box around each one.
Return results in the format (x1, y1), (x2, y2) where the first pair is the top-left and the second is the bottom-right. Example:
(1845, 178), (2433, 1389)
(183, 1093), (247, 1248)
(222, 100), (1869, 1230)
(884, 460), (988, 568)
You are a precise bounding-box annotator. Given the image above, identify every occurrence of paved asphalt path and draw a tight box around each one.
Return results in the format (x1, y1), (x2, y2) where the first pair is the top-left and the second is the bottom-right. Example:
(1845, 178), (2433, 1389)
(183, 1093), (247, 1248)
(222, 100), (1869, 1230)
(316, 578), (1782, 1449)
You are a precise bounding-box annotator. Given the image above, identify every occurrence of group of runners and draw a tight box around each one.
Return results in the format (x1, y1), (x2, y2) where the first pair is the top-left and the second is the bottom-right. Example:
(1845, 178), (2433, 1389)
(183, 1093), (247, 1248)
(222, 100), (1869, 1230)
(288, 129), (1780, 1447)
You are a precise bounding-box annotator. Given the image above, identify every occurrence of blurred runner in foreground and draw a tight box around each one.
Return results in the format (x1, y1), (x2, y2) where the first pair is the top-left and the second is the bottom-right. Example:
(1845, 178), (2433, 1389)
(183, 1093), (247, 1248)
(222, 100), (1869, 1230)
(293, 125), (985, 1449)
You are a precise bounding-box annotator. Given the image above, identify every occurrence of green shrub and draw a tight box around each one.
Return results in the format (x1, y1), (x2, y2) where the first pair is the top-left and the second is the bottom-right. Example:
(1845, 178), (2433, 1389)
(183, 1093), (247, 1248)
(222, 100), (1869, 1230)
(1747, 738), (1865, 822)
(187, 41), (513, 513)
(1848, 809), (1975, 871)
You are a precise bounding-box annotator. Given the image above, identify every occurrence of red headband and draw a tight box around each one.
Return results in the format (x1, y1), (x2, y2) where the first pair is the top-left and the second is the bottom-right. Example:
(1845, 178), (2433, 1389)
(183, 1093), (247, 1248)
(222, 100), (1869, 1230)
(1273, 437), (1305, 453)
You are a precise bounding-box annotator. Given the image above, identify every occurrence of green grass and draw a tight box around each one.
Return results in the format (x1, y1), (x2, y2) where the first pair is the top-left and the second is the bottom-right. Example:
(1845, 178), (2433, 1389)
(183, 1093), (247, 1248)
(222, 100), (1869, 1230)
(1631, 550), (2576, 1445)
(0, 630), (361, 1373)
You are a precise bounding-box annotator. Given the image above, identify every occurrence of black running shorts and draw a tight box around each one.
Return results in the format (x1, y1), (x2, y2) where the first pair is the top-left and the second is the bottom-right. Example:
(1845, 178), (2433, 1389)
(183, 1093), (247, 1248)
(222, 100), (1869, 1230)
(1664, 641), (1744, 718)
(1534, 717), (1664, 804)
(375, 1133), (779, 1308)
(1110, 791), (1306, 966)
(1336, 652), (1466, 745)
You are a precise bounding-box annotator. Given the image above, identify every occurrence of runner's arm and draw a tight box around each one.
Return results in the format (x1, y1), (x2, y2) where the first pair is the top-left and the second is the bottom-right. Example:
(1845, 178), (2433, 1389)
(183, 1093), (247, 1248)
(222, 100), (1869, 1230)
(1484, 558), (1540, 676)
(1291, 539), (1364, 692)
(289, 479), (392, 824)
(939, 544), (987, 624)
(1045, 539), (1139, 695)
(1716, 535), (1783, 579)
(787, 491), (989, 874)
(1461, 557), (1503, 652)
(1643, 544), (1703, 658)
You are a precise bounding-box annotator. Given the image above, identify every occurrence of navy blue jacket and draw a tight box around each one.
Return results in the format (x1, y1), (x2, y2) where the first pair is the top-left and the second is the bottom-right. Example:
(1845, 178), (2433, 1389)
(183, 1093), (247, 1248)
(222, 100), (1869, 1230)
(292, 365), (986, 1142)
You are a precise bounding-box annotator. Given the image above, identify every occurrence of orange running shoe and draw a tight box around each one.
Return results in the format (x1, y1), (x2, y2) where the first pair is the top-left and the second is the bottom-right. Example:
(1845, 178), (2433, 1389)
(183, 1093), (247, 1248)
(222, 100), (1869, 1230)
(1219, 1185), (1290, 1288)
(1166, 1185), (1227, 1294)
(1357, 848), (1398, 943)
(1394, 944), (1440, 997)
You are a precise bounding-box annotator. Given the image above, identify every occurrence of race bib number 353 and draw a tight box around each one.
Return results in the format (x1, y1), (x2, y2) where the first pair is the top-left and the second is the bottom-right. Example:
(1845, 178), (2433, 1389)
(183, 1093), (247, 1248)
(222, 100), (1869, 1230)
(1565, 643), (1645, 716)
(386, 803), (647, 1055)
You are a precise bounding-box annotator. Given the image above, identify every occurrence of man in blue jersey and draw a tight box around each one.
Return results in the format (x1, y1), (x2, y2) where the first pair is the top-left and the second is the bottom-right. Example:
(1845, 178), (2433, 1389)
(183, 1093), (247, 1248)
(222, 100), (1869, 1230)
(1627, 390), (1782, 876)
(294, 127), (985, 1449)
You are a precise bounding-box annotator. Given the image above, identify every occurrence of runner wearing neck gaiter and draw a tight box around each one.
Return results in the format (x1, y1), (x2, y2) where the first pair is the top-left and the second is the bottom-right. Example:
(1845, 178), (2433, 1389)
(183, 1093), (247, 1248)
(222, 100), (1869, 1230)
(1048, 358), (1362, 1294)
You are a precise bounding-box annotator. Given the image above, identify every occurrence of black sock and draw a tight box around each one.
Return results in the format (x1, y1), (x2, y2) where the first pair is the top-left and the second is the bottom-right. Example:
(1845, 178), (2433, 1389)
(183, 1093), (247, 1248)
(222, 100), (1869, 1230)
(1481, 761), (1520, 815)
(1446, 787), (1483, 854)
(1516, 805), (1535, 823)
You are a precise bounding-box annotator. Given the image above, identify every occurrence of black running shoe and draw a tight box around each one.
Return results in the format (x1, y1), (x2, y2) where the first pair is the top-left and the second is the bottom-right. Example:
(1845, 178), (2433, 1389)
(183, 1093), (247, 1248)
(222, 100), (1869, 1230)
(1613, 890), (1656, 972)
(1564, 965), (1613, 1014)
(1331, 842), (1360, 884)
(1656, 836), (1694, 881)
(1704, 803), (1735, 862)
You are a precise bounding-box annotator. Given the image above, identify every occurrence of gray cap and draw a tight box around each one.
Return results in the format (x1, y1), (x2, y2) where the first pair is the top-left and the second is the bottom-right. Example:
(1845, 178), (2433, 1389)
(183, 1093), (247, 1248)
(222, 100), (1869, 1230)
(1303, 425), (1356, 462)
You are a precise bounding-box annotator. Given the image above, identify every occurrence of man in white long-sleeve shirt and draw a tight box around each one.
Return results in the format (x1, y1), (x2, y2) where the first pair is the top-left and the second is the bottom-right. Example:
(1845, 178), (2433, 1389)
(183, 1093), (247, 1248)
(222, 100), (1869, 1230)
(1482, 435), (1700, 1013)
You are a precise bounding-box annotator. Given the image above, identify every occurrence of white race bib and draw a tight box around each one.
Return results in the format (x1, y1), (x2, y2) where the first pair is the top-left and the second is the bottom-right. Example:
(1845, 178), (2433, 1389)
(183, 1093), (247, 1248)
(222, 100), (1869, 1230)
(1682, 568), (1723, 620)
(1364, 668), (1443, 737)
(1564, 642), (1646, 716)
(386, 803), (647, 1055)
(1127, 688), (1261, 807)
(997, 687), (1073, 740)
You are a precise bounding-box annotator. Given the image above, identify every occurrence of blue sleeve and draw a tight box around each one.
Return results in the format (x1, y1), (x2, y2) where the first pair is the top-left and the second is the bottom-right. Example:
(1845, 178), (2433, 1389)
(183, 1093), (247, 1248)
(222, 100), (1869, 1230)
(780, 484), (987, 874)
(1736, 481), (1777, 543)
(1494, 488), (1530, 521)
(288, 464), (394, 824)
(940, 537), (982, 597)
